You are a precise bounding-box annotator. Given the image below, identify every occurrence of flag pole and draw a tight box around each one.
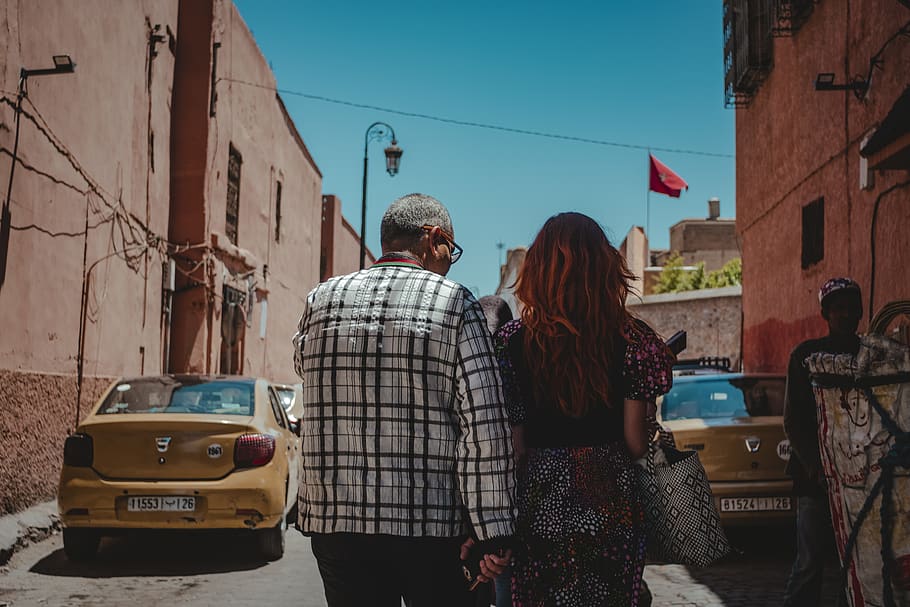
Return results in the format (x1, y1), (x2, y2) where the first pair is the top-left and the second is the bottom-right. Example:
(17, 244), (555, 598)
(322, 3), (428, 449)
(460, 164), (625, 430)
(646, 149), (651, 239)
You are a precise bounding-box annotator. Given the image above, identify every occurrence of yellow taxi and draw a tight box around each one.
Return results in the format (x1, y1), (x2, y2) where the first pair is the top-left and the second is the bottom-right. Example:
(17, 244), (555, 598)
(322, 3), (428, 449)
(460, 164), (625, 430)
(657, 371), (794, 525)
(58, 375), (300, 561)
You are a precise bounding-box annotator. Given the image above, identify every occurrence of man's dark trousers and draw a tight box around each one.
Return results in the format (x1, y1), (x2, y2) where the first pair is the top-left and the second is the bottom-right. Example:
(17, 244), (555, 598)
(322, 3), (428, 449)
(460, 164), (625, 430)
(311, 533), (475, 607)
(783, 494), (834, 607)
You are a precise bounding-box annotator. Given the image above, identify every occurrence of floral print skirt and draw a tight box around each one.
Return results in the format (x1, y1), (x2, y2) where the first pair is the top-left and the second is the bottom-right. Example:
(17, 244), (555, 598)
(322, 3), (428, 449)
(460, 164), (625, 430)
(511, 443), (646, 607)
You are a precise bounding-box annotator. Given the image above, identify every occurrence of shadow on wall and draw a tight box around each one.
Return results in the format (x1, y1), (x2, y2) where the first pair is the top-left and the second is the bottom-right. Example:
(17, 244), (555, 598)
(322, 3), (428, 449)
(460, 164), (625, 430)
(743, 315), (827, 373)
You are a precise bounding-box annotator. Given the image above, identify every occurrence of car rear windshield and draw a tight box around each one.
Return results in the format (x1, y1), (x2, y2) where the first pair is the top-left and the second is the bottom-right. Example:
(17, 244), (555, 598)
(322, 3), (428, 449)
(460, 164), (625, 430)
(660, 377), (785, 420)
(99, 378), (255, 416)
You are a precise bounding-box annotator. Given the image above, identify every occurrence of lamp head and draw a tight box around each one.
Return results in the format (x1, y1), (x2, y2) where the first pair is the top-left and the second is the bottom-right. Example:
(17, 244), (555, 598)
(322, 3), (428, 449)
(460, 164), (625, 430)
(384, 140), (403, 176)
(53, 55), (75, 72)
(815, 73), (836, 90)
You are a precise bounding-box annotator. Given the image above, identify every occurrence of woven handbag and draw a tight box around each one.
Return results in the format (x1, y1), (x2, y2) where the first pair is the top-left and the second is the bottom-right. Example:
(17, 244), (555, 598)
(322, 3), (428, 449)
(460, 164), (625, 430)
(634, 441), (731, 567)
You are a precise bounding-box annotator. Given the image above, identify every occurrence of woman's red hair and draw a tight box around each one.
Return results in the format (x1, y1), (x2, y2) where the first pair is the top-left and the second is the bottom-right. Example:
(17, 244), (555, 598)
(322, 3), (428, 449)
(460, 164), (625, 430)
(515, 212), (635, 417)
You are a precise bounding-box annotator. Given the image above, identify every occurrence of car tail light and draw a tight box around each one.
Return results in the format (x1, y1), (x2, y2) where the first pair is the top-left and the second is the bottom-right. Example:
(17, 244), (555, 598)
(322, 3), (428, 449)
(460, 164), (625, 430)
(63, 433), (93, 467)
(234, 434), (275, 468)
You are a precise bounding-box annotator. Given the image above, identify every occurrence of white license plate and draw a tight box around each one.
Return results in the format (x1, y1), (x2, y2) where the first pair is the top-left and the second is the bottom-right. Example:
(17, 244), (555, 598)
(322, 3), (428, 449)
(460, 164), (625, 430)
(127, 496), (195, 512)
(720, 496), (791, 512)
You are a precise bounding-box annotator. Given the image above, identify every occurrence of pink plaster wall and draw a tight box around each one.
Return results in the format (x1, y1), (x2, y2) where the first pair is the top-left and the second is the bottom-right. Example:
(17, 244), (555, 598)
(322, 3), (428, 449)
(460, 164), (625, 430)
(736, 1), (910, 372)
(321, 194), (374, 281)
(0, 0), (178, 377)
(204, 0), (324, 384)
(0, 0), (178, 515)
(0, 0), (329, 513)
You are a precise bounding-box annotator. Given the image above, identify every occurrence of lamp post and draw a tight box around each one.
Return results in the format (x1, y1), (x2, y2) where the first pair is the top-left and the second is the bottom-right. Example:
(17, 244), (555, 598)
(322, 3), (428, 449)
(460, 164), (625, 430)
(360, 121), (402, 269)
(1, 55), (76, 291)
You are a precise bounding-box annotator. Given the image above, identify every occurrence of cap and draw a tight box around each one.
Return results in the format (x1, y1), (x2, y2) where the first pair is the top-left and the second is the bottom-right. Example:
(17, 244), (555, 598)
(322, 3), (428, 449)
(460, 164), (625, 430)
(818, 277), (861, 306)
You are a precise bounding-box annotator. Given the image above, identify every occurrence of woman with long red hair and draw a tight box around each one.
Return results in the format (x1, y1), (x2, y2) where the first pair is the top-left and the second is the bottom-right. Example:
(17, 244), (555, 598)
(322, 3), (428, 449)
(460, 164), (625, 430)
(494, 212), (673, 606)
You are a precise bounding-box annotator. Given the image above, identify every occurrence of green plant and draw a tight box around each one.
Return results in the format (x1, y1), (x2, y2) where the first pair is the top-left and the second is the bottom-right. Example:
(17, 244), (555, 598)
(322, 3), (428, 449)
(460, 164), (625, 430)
(654, 255), (741, 294)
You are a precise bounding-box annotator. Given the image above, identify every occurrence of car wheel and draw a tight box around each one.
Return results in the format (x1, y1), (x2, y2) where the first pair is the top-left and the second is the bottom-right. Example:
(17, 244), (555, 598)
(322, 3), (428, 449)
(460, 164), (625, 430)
(63, 528), (100, 561)
(257, 517), (286, 561)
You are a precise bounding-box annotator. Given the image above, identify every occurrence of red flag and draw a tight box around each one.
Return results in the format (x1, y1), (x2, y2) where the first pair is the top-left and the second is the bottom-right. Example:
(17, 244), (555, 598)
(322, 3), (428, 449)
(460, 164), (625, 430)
(649, 154), (688, 198)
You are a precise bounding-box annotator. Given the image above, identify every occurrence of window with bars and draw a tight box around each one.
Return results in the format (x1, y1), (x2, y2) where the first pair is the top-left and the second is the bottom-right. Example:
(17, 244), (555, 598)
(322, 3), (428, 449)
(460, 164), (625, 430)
(801, 197), (824, 269)
(226, 144), (242, 245)
(724, 0), (774, 107)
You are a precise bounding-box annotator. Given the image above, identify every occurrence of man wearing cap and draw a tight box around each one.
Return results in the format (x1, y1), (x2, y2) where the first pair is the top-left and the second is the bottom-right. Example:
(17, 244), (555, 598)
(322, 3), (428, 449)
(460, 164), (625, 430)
(782, 277), (863, 607)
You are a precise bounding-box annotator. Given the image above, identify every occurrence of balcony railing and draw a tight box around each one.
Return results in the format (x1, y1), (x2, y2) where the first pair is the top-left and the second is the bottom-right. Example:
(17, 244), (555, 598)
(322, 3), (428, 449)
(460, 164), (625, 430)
(724, 0), (775, 107)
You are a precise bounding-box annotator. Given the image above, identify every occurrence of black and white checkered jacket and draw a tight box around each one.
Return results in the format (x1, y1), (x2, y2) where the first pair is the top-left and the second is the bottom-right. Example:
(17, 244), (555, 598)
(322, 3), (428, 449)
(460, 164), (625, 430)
(292, 258), (515, 541)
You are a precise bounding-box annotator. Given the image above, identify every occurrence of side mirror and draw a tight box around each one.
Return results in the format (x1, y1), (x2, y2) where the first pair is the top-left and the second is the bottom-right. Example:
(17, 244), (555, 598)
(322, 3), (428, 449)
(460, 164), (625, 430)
(288, 416), (301, 437)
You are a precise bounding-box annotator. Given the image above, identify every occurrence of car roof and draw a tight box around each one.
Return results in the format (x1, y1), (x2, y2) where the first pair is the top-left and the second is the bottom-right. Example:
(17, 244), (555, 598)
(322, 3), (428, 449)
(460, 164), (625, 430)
(671, 372), (785, 384)
(115, 374), (259, 384)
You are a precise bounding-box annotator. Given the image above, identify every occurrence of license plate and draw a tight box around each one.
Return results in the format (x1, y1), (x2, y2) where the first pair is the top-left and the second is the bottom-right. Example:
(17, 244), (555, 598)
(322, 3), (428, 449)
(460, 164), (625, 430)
(720, 496), (791, 512)
(127, 496), (195, 512)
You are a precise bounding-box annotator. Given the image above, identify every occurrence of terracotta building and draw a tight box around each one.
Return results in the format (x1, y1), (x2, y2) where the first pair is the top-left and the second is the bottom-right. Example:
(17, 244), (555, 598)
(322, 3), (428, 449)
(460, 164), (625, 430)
(320, 194), (375, 280)
(618, 199), (743, 367)
(622, 198), (739, 297)
(167, 0), (323, 383)
(0, 0), (359, 516)
(728, 0), (910, 371)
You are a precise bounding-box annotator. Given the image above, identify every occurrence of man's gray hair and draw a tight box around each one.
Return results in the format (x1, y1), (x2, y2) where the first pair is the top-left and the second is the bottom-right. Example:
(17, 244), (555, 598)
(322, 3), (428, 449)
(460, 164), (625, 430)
(380, 193), (454, 249)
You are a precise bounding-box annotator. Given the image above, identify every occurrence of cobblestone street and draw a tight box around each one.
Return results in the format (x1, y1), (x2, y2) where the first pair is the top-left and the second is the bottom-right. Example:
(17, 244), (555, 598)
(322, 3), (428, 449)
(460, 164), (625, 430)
(644, 527), (841, 607)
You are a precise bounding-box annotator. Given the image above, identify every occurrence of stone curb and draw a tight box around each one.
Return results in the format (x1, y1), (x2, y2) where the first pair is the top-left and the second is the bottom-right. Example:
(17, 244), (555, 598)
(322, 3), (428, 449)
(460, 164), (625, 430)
(0, 501), (60, 566)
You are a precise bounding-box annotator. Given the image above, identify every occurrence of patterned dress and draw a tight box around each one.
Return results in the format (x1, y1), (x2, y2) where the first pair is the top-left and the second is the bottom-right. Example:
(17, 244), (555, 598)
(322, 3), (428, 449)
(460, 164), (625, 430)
(494, 319), (673, 607)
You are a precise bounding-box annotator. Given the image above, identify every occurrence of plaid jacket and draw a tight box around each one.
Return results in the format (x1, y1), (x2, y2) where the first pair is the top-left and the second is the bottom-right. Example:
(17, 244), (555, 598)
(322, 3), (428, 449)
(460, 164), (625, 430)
(292, 257), (515, 541)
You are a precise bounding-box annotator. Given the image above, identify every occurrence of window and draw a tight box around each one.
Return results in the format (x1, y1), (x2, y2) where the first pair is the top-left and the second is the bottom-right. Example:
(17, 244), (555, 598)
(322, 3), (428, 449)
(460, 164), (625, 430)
(274, 181), (282, 243)
(99, 378), (254, 416)
(226, 144), (242, 245)
(801, 197), (824, 269)
(659, 377), (785, 420)
(724, 0), (774, 107)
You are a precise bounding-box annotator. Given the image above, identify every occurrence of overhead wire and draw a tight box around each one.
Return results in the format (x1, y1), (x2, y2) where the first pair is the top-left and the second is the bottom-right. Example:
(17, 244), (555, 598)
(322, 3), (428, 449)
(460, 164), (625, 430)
(218, 77), (735, 159)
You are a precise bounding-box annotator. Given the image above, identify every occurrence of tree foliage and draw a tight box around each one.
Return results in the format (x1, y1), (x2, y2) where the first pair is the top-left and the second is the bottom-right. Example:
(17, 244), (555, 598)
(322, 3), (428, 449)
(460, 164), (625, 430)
(654, 255), (742, 294)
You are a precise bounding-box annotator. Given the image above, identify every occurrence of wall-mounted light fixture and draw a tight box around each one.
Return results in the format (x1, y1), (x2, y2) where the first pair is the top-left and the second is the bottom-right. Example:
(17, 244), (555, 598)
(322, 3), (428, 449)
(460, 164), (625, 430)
(20, 54), (76, 78)
(814, 72), (869, 94)
(1, 54), (77, 293)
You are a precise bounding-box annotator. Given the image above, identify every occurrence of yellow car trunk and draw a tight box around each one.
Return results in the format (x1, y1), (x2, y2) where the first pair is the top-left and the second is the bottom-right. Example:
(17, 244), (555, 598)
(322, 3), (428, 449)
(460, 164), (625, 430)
(82, 416), (254, 481)
(663, 417), (790, 482)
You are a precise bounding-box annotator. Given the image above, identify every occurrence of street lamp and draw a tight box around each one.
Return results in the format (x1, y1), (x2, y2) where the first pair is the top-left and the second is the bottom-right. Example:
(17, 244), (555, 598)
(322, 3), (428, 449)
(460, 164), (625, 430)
(1, 55), (76, 291)
(360, 121), (403, 269)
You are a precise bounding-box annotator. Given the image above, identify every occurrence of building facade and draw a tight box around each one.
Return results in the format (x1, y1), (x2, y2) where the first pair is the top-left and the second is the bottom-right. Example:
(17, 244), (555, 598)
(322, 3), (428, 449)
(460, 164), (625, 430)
(167, 0), (323, 384)
(728, 0), (910, 371)
(0, 0), (181, 515)
(0, 0), (360, 515)
(320, 194), (375, 281)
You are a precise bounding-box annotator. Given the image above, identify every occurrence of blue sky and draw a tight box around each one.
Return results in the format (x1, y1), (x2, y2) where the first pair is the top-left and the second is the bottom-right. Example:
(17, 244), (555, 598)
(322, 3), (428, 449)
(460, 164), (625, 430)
(234, 1), (735, 296)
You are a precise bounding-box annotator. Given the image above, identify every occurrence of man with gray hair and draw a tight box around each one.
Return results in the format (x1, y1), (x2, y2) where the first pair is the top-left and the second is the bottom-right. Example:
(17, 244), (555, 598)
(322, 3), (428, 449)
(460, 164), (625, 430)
(293, 193), (515, 607)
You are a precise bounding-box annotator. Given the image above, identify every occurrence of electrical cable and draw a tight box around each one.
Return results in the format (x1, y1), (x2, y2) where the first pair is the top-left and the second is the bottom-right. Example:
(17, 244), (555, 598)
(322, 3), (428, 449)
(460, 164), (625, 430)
(858, 20), (910, 100)
(218, 77), (735, 159)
